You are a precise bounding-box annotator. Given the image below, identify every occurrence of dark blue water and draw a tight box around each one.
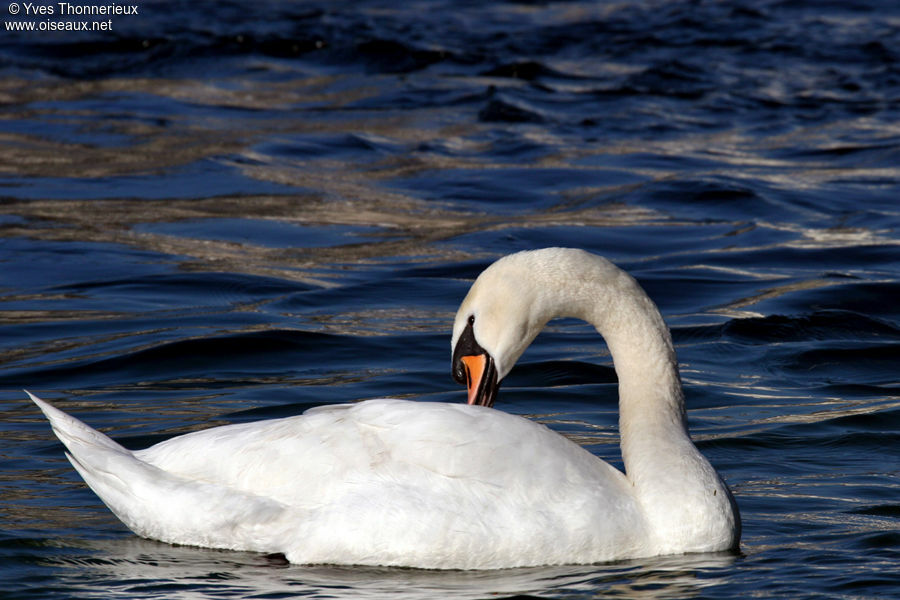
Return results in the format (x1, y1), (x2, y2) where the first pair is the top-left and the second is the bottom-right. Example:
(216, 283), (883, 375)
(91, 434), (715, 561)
(1, 0), (899, 597)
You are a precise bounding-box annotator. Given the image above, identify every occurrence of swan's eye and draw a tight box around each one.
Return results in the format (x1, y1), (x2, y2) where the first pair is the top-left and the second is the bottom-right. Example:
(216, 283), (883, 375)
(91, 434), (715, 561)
(467, 315), (475, 326)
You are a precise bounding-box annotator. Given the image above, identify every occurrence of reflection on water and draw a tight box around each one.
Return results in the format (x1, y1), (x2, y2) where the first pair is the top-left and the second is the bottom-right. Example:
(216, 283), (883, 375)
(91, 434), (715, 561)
(41, 537), (738, 600)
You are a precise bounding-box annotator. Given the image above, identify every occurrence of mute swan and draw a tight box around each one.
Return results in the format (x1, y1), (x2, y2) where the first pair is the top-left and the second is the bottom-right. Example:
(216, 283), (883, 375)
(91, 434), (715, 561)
(29, 247), (740, 569)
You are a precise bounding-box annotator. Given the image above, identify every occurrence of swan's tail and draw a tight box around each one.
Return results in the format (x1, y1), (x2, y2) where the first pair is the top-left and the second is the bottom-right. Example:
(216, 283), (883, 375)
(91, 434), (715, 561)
(29, 390), (130, 456)
(28, 391), (285, 552)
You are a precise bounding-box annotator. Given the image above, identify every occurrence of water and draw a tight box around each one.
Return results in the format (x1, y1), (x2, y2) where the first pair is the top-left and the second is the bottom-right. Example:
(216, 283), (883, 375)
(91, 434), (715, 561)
(1, 0), (899, 597)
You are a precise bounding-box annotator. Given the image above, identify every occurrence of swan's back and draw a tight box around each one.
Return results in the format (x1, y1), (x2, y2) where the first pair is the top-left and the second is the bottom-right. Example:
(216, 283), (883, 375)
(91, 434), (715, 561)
(137, 400), (646, 568)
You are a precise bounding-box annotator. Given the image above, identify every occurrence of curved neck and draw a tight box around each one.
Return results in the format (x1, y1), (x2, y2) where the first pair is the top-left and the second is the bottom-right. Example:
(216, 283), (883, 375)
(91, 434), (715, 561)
(588, 279), (690, 480)
(546, 256), (737, 552)
(561, 265), (690, 482)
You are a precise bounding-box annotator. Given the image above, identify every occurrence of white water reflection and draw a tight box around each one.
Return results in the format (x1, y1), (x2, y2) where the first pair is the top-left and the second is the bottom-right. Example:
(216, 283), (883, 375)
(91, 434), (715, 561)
(50, 536), (739, 600)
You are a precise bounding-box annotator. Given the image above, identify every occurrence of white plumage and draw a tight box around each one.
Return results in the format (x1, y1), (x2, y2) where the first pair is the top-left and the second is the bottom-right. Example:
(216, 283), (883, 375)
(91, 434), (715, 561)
(30, 247), (740, 569)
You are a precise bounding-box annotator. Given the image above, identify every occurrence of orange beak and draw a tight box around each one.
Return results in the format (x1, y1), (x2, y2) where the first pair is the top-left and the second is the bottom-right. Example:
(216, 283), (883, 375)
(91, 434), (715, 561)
(461, 354), (488, 405)
(458, 352), (498, 407)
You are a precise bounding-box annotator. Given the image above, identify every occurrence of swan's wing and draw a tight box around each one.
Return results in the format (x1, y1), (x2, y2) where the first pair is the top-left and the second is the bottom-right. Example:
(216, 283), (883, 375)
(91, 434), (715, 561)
(319, 399), (648, 567)
(136, 398), (633, 505)
(133, 402), (389, 502)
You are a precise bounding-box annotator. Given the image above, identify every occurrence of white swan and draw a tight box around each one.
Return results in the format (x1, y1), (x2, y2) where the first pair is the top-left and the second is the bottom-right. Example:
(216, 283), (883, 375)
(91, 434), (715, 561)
(29, 247), (740, 569)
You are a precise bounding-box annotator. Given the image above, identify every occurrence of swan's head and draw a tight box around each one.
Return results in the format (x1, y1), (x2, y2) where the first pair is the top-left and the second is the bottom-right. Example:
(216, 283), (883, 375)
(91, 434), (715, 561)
(451, 250), (567, 407)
